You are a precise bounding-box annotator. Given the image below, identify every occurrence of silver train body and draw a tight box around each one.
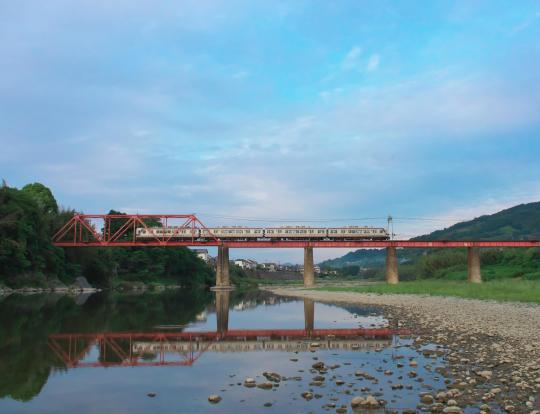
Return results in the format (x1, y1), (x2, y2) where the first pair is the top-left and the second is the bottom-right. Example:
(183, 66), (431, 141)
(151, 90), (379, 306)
(135, 226), (389, 241)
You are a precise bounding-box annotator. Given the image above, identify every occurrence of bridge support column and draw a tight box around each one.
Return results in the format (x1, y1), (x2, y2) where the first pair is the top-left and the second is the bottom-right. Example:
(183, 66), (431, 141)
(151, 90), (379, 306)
(303, 247), (315, 287)
(215, 245), (231, 288)
(215, 290), (230, 335)
(386, 247), (399, 284)
(304, 298), (314, 333)
(467, 247), (482, 283)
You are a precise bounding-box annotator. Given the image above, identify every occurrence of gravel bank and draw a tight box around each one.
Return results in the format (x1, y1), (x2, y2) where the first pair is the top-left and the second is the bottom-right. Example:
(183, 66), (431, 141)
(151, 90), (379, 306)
(264, 287), (540, 413)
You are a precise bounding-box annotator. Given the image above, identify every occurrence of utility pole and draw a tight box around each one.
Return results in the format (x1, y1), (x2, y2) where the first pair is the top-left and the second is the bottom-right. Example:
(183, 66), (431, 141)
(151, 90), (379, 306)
(387, 215), (394, 240)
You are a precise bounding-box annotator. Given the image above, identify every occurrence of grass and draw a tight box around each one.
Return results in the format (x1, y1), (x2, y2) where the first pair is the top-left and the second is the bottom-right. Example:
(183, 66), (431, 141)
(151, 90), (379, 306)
(318, 279), (540, 304)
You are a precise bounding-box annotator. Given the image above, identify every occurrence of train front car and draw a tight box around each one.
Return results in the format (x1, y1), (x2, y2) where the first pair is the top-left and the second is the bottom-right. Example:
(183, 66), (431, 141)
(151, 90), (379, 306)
(327, 227), (389, 241)
(200, 227), (264, 240)
(135, 227), (200, 240)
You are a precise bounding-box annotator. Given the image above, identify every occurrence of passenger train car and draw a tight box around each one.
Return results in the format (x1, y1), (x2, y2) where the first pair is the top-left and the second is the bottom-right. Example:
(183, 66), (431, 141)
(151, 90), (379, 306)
(135, 226), (389, 241)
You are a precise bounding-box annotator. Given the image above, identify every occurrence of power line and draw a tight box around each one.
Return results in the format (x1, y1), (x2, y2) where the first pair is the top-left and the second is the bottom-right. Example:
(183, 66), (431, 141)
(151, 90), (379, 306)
(196, 212), (460, 223)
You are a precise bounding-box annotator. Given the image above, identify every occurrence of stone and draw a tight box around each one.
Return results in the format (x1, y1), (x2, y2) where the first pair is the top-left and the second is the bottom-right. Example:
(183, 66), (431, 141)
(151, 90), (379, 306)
(244, 378), (256, 388)
(301, 391), (313, 400)
(257, 382), (273, 390)
(312, 362), (325, 370)
(208, 395), (221, 403)
(442, 408), (463, 414)
(421, 394), (434, 404)
(350, 397), (365, 408)
(476, 370), (493, 380)
(147, 393), (156, 398)
(263, 371), (282, 382)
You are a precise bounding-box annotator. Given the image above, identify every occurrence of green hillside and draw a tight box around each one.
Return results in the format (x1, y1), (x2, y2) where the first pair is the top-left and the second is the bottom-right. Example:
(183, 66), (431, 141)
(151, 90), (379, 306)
(320, 201), (540, 269)
(414, 202), (540, 241)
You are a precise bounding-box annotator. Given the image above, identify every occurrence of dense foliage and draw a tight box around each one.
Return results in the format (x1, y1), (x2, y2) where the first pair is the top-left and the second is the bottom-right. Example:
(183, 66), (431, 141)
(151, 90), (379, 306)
(0, 183), (214, 288)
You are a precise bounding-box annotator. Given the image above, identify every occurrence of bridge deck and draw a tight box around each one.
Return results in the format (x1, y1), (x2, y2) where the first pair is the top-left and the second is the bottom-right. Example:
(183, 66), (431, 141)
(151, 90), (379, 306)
(53, 240), (540, 248)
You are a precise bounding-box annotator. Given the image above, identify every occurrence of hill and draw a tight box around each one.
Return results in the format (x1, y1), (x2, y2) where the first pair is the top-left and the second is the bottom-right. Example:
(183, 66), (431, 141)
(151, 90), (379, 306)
(320, 201), (540, 268)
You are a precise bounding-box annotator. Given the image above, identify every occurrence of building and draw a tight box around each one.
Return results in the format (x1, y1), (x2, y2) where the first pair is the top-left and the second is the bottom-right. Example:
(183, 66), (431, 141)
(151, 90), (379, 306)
(261, 263), (278, 272)
(192, 249), (209, 262)
(234, 259), (258, 270)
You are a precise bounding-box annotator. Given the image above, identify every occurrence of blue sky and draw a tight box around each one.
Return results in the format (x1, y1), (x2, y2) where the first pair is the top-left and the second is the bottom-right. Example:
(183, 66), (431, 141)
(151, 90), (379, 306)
(1, 1), (540, 262)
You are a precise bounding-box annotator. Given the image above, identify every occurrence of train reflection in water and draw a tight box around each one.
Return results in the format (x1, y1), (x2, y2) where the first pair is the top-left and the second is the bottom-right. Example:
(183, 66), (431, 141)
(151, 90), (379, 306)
(48, 292), (405, 369)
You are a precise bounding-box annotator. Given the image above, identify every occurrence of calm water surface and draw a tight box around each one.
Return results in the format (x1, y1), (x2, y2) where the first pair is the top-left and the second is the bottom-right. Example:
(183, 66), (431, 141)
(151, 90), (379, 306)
(0, 288), (451, 413)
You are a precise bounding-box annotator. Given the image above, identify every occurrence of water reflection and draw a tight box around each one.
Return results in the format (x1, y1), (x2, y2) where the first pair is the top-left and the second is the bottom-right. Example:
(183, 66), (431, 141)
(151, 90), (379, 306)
(46, 293), (399, 369)
(0, 289), (446, 414)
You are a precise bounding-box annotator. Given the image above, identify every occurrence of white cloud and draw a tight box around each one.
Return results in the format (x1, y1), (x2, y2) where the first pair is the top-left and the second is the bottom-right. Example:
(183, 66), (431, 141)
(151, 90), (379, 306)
(366, 54), (380, 71)
(341, 46), (362, 70)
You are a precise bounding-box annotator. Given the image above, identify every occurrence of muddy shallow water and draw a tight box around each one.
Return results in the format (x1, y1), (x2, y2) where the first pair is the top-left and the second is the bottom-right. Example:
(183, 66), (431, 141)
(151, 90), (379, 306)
(0, 289), (472, 413)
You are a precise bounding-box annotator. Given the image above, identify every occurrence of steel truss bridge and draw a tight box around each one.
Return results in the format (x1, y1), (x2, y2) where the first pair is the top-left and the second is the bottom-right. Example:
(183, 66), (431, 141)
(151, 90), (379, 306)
(52, 214), (540, 248)
(48, 328), (401, 368)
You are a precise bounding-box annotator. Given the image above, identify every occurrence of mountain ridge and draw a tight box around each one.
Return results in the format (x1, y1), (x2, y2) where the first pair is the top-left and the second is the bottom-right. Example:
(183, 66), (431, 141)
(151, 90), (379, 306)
(320, 201), (540, 268)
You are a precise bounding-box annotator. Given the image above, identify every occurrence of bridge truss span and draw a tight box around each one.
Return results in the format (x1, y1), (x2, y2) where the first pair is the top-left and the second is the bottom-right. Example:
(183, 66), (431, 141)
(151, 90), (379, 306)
(51, 213), (540, 248)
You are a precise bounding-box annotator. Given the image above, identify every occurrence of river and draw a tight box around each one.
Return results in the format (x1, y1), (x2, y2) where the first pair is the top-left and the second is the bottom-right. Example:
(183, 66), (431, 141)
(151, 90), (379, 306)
(0, 288), (456, 413)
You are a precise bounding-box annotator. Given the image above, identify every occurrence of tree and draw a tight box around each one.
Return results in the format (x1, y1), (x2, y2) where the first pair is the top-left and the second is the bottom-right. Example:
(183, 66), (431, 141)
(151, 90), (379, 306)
(21, 183), (58, 215)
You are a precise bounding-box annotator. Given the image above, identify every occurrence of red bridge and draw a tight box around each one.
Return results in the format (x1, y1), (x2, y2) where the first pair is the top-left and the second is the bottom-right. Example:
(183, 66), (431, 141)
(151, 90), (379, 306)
(48, 328), (399, 368)
(52, 214), (540, 287)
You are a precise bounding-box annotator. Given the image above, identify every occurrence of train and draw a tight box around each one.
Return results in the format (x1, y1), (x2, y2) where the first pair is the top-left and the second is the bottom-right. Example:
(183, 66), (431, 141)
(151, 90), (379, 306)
(135, 226), (389, 241)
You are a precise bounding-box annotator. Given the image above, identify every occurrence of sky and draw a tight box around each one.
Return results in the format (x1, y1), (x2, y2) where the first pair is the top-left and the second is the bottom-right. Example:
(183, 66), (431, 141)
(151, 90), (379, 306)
(1, 0), (540, 263)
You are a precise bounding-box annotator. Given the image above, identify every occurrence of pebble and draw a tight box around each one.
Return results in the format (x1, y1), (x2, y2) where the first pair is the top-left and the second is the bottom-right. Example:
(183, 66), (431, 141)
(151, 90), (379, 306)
(208, 395), (221, 404)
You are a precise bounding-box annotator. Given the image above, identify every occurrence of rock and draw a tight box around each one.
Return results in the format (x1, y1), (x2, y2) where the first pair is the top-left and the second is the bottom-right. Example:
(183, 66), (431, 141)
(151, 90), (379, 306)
(263, 402), (272, 407)
(351, 395), (380, 409)
(301, 391), (313, 400)
(410, 360), (418, 367)
(364, 395), (380, 408)
(442, 407), (463, 414)
(335, 379), (345, 386)
(447, 399), (457, 406)
(244, 378), (256, 388)
(476, 370), (493, 380)
(263, 371), (282, 382)
(421, 394), (434, 404)
(208, 395), (221, 403)
(73, 276), (93, 290)
(257, 382), (273, 390)
(147, 393), (156, 398)
(312, 361), (325, 370)
(351, 397), (365, 408)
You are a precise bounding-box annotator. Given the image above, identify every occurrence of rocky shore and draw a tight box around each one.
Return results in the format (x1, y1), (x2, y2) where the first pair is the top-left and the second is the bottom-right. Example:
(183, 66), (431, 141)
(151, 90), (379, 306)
(0, 276), (100, 296)
(263, 287), (540, 413)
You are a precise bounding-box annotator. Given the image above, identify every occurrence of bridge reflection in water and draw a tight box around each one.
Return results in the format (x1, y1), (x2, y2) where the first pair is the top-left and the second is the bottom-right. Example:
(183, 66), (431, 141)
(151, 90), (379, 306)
(48, 292), (401, 369)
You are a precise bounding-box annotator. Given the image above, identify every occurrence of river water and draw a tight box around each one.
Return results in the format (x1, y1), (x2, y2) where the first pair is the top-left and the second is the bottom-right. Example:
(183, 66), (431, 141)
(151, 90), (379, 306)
(0, 288), (452, 413)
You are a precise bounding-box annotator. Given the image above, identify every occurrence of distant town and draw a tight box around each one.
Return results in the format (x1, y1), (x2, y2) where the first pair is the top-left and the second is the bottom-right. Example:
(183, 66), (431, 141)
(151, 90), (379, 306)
(192, 249), (336, 277)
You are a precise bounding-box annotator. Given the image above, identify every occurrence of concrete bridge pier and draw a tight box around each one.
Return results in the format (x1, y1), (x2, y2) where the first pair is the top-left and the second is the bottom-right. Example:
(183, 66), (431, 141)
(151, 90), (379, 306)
(215, 290), (230, 335)
(467, 247), (482, 283)
(304, 298), (314, 333)
(215, 245), (231, 289)
(386, 247), (399, 284)
(303, 247), (315, 287)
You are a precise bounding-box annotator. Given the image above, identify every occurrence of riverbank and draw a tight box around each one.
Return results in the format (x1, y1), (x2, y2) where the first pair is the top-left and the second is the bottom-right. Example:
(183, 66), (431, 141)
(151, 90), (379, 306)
(264, 286), (540, 412)
(321, 279), (540, 304)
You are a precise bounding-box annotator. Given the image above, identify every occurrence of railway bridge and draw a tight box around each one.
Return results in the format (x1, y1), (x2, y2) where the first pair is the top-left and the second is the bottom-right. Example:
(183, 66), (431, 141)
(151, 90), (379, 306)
(52, 214), (540, 288)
